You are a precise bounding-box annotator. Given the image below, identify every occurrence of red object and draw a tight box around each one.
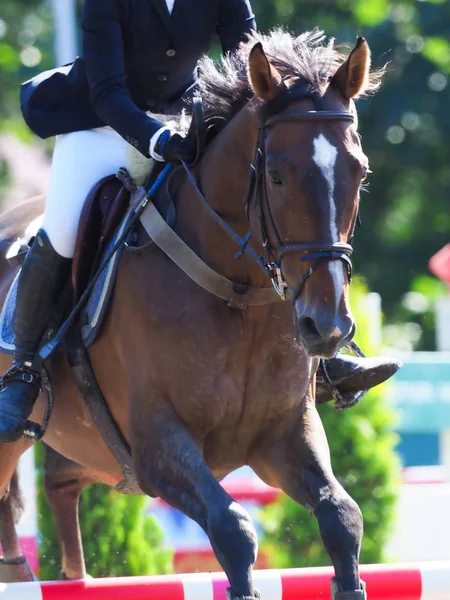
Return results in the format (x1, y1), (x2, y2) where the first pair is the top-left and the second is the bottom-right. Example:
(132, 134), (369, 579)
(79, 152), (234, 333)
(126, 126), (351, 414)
(221, 477), (281, 505)
(42, 575), (184, 600)
(155, 477), (281, 510)
(5, 562), (447, 600)
(281, 564), (422, 600)
(429, 244), (450, 284)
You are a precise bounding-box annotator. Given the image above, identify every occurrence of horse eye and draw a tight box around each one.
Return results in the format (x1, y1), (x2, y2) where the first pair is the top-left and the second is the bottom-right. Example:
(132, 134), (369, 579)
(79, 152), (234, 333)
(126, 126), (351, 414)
(269, 170), (283, 185)
(361, 167), (371, 182)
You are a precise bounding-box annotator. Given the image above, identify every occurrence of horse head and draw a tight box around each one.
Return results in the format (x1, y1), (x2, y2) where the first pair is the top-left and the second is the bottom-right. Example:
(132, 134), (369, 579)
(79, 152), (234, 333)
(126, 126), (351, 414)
(246, 36), (377, 358)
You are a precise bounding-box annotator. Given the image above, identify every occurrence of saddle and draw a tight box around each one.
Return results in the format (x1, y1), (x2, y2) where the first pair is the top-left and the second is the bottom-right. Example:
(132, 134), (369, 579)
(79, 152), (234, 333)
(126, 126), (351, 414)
(0, 97), (209, 356)
(74, 95), (209, 303)
(72, 175), (129, 302)
(0, 161), (177, 356)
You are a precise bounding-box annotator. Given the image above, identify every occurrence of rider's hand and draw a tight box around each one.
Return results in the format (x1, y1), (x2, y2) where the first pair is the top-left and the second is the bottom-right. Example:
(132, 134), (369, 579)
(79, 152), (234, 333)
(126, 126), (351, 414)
(151, 129), (195, 165)
(162, 132), (195, 164)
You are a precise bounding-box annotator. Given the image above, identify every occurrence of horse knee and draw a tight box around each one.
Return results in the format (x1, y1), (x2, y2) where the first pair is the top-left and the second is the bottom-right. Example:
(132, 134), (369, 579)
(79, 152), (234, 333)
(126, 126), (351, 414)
(208, 501), (258, 567)
(44, 475), (82, 509)
(315, 489), (363, 555)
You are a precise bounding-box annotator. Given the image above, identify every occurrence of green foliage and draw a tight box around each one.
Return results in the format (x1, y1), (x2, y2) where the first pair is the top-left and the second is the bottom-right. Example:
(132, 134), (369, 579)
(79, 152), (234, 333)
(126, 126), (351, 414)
(0, 0), (52, 123)
(422, 37), (450, 72)
(352, 0), (390, 27)
(386, 274), (447, 351)
(35, 444), (173, 580)
(261, 277), (401, 567)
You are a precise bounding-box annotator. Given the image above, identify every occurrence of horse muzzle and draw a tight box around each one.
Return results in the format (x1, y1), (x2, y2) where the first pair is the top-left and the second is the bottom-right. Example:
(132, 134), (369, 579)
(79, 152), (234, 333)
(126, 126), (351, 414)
(294, 303), (356, 359)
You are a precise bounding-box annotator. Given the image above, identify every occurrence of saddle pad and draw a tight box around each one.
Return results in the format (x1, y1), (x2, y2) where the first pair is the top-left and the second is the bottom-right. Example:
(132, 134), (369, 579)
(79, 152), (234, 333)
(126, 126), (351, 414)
(0, 208), (135, 354)
(0, 271), (19, 354)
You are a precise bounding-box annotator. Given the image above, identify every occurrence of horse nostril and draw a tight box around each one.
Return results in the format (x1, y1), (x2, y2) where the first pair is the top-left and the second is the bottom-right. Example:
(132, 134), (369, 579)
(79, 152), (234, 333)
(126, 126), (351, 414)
(298, 316), (321, 341)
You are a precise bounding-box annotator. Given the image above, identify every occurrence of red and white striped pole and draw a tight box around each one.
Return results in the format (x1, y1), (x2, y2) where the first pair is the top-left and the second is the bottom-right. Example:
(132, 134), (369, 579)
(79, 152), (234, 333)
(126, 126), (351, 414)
(16, 448), (39, 573)
(1, 562), (449, 600)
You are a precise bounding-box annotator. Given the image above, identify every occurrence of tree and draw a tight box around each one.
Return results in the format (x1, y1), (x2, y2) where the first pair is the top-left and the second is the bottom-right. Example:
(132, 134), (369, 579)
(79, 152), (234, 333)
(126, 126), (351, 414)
(261, 277), (401, 566)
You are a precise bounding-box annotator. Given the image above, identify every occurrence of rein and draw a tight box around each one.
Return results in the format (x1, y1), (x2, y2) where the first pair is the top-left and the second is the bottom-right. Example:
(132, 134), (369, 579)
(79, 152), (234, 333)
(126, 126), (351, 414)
(182, 91), (357, 301)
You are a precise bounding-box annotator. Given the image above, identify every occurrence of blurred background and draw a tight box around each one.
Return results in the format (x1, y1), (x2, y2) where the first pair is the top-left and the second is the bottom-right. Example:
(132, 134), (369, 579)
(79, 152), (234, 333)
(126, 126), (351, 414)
(1, 0), (450, 581)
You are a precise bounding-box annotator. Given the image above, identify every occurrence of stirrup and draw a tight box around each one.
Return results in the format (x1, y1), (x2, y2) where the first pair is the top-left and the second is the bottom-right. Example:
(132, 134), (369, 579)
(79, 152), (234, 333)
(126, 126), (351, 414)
(317, 342), (366, 409)
(0, 362), (41, 391)
(0, 364), (53, 441)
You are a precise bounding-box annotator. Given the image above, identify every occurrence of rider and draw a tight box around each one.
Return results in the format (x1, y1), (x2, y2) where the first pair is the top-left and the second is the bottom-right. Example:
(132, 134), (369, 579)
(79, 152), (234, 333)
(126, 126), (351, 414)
(0, 0), (400, 443)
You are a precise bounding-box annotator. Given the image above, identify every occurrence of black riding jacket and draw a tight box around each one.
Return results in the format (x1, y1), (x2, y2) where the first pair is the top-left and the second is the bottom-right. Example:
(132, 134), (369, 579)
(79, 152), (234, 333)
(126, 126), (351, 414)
(20, 0), (256, 156)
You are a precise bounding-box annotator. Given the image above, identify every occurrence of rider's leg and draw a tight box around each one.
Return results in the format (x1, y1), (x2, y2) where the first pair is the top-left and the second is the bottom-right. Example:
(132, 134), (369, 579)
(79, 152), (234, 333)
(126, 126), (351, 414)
(43, 127), (129, 258)
(0, 127), (129, 443)
(316, 354), (402, 409)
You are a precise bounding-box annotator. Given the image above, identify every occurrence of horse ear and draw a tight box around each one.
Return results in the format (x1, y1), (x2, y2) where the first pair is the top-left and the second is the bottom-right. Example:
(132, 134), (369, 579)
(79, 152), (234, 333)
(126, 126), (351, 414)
(332, 36), (371, 99)
(248, 42), (283, 101)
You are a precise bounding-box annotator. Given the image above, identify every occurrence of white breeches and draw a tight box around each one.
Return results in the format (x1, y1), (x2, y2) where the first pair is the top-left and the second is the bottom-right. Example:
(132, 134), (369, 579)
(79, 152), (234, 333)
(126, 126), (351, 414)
(42, 127), (129, 258)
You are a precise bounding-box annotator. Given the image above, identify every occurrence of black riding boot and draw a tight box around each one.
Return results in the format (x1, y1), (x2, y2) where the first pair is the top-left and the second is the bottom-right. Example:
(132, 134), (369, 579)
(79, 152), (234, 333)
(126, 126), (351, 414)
(316, 353), (402, 410)
(0, 230), (70, 443)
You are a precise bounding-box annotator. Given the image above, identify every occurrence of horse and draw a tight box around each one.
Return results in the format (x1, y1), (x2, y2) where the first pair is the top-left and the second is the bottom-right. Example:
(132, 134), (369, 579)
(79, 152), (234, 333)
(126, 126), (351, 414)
(0, 29), (381, 599)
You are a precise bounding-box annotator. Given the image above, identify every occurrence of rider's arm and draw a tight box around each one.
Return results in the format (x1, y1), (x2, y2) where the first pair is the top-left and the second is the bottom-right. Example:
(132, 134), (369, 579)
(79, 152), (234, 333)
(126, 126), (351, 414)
(217, 0), (256, 55)
(82, 0), (164, 158)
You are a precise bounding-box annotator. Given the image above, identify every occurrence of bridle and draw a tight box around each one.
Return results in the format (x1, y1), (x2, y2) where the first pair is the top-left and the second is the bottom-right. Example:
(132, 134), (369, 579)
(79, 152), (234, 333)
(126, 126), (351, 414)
(249, 105), (356, 300)
(182, 85), (358, 301)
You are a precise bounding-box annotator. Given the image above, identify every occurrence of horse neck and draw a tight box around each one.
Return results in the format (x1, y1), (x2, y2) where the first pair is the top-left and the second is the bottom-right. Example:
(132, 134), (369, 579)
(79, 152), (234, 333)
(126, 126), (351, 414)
(176, 102), (269, 288)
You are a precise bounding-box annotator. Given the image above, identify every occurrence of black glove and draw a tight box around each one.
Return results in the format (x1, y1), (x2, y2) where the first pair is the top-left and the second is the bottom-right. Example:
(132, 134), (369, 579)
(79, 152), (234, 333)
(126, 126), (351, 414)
(161, 133), (196, 165)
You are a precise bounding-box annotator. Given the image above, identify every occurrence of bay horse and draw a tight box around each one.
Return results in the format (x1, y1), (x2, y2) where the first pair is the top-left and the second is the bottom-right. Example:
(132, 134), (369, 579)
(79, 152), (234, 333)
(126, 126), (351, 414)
(0, 30), (381, 599)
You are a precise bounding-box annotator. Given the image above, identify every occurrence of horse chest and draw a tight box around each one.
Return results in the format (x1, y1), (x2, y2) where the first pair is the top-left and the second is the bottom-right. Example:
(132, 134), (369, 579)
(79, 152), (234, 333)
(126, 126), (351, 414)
(197, 356), (308, 471)
(111, 261), (311, 437)
(169, 331), (309, 435)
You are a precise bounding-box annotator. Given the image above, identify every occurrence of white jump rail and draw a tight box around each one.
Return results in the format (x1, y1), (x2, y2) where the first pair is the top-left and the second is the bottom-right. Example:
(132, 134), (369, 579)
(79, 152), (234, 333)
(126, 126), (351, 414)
(1, 562), (449, 600)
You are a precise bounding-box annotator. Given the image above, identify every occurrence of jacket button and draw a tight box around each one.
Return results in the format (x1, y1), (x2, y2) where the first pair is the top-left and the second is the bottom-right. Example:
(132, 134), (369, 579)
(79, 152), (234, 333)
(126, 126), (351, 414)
(166, 49), (176, 57)
(157, 74), (168, 82)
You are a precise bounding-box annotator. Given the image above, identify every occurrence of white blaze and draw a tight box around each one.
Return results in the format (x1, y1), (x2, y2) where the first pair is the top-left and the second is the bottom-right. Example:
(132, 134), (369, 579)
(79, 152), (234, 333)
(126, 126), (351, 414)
(312, 133), (344, 302)
(312, 133), (338, 239)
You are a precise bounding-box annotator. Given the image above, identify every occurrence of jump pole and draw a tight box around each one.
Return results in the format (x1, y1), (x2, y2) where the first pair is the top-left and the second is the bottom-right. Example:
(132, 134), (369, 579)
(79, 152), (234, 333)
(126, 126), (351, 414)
(1, 562), (449, 600)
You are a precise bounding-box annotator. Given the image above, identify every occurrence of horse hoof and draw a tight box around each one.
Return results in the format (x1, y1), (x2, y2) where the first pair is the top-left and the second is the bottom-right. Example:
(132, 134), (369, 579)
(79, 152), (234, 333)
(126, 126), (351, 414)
(0, 555), (37, 582)
(226, 587), (260, 600)
(330, 578), (366, 600)
(61, 571), (92, 580)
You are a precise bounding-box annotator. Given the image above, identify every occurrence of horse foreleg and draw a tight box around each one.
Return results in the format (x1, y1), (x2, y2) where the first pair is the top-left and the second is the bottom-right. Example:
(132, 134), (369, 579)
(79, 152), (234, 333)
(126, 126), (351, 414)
(132, 412), (259, 600)
(0, 441), (36, 582)
(43, 444), (94, 580)
(250, 399), (364, 599)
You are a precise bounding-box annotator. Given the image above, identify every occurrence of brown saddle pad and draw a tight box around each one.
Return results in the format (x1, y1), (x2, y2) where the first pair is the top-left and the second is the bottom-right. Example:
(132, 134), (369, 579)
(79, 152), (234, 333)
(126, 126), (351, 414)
(72, 175), (130, 301)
